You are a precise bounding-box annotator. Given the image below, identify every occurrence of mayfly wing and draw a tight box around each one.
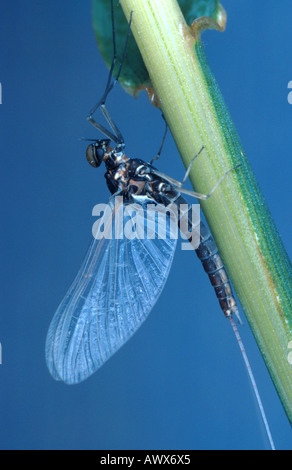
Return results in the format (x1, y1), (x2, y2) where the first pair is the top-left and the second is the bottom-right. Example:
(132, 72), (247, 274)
(46, 196), (178, 384)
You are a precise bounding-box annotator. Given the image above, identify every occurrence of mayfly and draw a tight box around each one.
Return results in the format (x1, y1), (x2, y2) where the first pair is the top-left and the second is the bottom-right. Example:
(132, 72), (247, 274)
(46, 1), (275, 449)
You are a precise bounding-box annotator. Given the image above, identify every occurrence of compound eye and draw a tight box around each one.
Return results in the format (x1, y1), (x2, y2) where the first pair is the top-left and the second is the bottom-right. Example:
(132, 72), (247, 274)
(95, 147), (105, 163)
(86, 144), (104, 168)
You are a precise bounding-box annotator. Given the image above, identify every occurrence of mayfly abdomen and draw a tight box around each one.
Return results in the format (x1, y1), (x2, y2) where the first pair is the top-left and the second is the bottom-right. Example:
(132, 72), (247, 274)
(175, 194), (239, 319)
(196, 221), (238, 317)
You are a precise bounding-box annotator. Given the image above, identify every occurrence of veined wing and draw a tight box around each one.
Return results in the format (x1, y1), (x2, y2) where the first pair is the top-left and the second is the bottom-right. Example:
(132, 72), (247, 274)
(45, 196), (177, 384)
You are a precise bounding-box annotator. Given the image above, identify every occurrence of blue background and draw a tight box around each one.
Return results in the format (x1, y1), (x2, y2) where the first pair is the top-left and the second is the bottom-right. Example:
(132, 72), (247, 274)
(1, 0), (292, 450)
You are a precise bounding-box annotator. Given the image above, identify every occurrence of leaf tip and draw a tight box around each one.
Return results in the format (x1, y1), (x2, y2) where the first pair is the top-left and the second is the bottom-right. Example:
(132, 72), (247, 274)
(190, 4), (227, 38)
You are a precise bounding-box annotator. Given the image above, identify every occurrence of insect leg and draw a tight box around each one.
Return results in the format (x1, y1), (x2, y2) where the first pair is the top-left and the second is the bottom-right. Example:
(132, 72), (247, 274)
(87, 0), (133, 144)
(153, 163), (241, 200)
(178, 164), (241, 200)
(149, 118), (168, 165)
(181, 146), (205, 185)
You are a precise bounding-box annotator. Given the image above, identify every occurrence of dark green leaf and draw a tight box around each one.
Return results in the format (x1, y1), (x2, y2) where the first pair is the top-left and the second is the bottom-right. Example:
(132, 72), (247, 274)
(92, 0), (221, 93)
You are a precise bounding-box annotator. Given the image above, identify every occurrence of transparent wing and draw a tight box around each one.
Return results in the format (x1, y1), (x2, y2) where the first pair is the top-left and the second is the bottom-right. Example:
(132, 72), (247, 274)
(45, 196), (178, 384)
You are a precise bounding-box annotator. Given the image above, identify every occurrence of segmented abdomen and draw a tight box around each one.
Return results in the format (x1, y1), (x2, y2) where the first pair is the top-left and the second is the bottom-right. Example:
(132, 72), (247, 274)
(175, 195), (239, 318)
(196, 221), (238, 317)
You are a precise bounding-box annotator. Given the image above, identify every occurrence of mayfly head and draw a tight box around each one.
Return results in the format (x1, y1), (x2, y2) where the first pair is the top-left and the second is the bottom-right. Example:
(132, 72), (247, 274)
(86, 139), (111, 168)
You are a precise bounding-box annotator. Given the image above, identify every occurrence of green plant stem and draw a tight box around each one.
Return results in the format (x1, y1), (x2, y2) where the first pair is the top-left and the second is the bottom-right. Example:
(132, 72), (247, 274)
(119, 0), (292, 422)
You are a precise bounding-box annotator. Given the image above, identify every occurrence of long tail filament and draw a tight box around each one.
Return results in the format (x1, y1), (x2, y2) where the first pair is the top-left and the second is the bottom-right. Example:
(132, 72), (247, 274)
(229, 316), (276, 450)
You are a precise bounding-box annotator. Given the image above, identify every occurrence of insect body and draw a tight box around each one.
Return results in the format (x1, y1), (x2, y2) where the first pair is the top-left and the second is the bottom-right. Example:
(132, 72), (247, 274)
(45, 3), (240, 385)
